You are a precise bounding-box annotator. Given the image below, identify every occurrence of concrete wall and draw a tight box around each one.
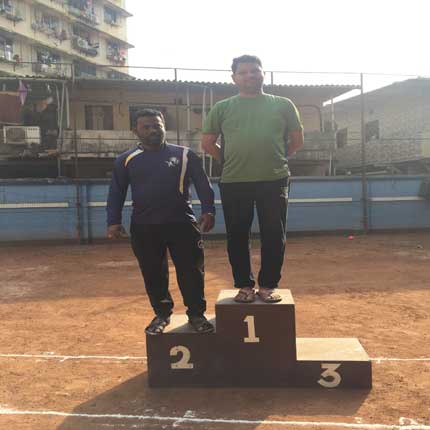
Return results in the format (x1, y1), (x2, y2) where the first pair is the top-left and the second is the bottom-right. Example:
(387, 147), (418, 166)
(1, 176), (430, 242)
(326, 82), (430, 168)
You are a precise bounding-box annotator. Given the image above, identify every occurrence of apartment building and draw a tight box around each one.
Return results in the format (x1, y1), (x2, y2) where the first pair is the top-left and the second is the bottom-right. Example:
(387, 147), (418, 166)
(0, 0), (132, 78)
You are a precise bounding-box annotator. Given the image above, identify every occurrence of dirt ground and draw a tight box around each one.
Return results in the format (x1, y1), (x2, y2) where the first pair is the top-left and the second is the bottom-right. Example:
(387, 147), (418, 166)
(1, 232), (430, 430)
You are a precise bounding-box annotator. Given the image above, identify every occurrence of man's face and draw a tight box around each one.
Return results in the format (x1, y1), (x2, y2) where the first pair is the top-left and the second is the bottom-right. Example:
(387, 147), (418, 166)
(134, 115), (166, 147)
(232, 62), (264, 92)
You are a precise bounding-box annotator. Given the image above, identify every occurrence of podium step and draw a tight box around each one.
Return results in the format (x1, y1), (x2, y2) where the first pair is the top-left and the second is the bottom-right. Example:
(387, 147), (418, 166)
(146, 314), (217, 387)
(215, 288), (296, 385)
(292, 338), (372, 388)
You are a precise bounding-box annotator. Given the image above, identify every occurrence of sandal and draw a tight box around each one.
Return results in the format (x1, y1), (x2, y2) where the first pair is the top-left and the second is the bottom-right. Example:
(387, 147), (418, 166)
(234, 287), (256, 303)
(188, 316), (214, 333)
(145, 315), (170, 335)
(257, 288), (282, 303)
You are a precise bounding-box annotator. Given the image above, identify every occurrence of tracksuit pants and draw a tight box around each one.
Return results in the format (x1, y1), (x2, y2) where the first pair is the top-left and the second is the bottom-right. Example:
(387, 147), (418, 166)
(130, 222), (206, 318)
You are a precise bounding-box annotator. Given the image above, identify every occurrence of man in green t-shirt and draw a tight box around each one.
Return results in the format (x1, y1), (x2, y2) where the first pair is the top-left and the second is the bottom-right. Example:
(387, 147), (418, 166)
(201, 55), (304, 303)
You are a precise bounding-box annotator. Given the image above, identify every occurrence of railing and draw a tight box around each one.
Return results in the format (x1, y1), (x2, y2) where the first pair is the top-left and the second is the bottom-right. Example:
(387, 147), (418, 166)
(31, 21), (68, 41)
(106, 52), (126, 65)
(32, 62), (70, 77)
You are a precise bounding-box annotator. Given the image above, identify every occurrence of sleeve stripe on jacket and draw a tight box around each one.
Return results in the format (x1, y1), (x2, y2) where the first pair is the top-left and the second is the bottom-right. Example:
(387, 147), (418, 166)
(125, 148), (144, 167)
(179, 147), (189, 194)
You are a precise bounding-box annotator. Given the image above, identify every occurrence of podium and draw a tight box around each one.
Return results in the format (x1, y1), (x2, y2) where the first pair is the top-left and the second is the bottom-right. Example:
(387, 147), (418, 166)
(147, 289), (372, 388)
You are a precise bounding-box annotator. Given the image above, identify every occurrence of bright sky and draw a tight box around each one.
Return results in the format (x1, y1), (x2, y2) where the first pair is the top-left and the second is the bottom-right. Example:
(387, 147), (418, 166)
(126, 0), (429, 95)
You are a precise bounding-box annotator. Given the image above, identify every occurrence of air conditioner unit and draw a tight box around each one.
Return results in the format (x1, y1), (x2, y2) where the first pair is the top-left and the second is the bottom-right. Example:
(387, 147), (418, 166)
(3, 126), (41, 146)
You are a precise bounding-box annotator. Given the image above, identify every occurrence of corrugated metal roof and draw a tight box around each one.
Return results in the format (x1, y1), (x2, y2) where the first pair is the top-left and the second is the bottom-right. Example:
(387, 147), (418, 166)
(75, 77), (359, 89)
(0, 75), (359, 90)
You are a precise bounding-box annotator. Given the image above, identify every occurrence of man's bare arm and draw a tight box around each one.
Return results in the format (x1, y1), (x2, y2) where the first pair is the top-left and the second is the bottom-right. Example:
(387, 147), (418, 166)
(287, 130), (304, 157)
(201, 133), (221, 162)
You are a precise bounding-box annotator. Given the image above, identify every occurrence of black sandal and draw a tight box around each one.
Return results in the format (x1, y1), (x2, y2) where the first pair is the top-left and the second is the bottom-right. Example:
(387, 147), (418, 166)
(188, 316), (214, 333)
(145, 315), (170, 335)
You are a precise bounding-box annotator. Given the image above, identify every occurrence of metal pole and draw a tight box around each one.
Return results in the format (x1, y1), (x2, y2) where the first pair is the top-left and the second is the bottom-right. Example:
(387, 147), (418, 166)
(56, 81), (66, 177)
(65, 84), (70, 128)
(202, 86), (207, 124)
(209, 87), (214, 176)
(186, 86), (191, 133)
(360, 73), (369, 233)
(73, 116), (82, 244)
(174, 68), (180, 145)
(330, 97), (335, 176)
(270, 71), (274, 85)
(202, 86), (207, 174)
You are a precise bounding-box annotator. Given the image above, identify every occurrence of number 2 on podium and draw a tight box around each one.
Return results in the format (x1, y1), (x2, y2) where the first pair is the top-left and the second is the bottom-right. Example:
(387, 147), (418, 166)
(244, 315), (260, 343)
(170, 346), (194, 369)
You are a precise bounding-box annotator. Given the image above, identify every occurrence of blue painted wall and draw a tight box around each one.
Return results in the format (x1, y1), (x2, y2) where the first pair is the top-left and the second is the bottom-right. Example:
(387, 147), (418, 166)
(1, 176), (429, 242)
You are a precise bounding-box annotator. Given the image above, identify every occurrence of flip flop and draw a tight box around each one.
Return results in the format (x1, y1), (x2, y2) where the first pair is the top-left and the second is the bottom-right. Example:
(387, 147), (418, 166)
(234, 288), (256, 303)
(257, 288), (282, 303)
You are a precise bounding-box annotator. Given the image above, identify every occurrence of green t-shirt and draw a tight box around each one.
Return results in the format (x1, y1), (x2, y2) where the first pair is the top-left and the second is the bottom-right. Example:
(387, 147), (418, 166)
(202, 93), (303, 183)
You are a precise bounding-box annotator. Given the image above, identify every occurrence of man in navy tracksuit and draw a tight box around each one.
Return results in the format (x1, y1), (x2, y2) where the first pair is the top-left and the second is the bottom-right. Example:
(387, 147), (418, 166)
(107, 109), (215, 335)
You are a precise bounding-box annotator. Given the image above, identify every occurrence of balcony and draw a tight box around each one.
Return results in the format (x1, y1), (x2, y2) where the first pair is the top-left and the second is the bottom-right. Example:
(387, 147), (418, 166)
(32, 62), (69, 77)
(68, 5), (99, 26)
(0, 51), (24, 70)
(106, 50), (125, 65)
(72, 35), (98, 57)
(0, 3), (23, 23)
(31, 21), (68, 42)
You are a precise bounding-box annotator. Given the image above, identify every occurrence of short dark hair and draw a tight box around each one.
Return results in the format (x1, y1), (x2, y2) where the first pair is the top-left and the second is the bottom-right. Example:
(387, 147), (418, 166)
(132, 108), (164, 127)
(231, 55), (263, 73)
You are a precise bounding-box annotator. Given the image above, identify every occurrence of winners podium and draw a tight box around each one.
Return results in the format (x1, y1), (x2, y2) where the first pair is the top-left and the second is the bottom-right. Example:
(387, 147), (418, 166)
(147, 289), (372, 388)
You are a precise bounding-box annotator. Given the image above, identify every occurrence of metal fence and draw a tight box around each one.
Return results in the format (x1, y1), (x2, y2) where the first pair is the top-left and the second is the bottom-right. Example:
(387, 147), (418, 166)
(3, 64), (430, 231)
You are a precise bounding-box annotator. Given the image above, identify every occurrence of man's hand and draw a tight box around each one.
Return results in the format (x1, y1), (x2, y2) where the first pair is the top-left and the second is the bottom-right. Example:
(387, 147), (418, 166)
(201, 134), (222, 162)
(107, 224), (128, 239)
(199, 213), (215, 233)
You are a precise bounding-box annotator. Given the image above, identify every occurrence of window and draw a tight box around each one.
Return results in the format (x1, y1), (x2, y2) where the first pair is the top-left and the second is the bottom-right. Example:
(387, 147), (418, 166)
(104, 7), (117, 25)
(336, 128), (348, 148)
(74, 60), (96, 77)
(36, 50), (60, 64)
(85, 105), (114, 130)
(0, 36), (13, 61)
(69, 0), (90, 11)
(0, 0), (12, 13)
(42, 13), (59, 31)
(365, 120), (379, 143)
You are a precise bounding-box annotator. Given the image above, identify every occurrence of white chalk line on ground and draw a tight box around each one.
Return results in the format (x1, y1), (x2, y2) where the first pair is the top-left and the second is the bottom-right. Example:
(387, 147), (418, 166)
(0, 406), (430, 430)
(0, 353), (430, 363)
(0, 353), (147, 362)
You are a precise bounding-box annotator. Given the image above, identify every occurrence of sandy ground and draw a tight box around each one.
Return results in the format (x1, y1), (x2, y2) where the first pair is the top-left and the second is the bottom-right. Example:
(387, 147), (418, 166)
(1, 232), (430, 430)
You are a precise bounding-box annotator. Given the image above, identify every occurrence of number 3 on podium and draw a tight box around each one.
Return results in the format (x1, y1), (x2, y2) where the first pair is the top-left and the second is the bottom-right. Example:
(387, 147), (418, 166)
(318, 363), (341, 388)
